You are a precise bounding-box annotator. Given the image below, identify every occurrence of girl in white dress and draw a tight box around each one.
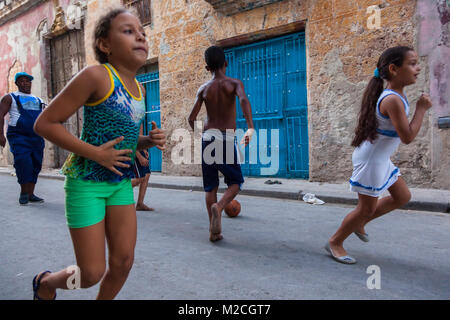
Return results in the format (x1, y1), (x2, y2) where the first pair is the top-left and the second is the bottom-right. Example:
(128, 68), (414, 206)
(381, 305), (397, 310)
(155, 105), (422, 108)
(326, 46), (432, 264)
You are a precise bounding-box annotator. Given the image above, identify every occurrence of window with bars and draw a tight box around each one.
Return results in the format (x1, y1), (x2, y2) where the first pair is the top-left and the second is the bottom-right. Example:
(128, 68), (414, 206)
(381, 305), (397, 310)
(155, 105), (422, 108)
(123, 0), (151, 26)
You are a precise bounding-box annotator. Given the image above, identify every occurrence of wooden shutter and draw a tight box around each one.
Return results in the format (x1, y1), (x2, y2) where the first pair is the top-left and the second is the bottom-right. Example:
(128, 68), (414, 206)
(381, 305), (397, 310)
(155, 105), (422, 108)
(123, 0), (151, 25)
(49, 29), (86, 167)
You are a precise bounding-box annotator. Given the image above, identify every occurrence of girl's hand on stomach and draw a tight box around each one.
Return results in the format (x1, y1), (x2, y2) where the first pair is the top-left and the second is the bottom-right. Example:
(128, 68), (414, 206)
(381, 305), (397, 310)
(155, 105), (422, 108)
(94, 136), (132, 176)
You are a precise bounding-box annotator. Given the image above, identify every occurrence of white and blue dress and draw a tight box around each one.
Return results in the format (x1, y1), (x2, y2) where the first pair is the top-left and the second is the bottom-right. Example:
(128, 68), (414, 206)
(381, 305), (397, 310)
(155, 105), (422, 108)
(349, 89), (410, 197)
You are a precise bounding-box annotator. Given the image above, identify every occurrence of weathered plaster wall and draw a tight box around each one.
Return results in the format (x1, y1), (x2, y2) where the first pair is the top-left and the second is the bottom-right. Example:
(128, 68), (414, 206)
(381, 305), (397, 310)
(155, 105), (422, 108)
(204, 0), (284, 16)
(0, 0), (74, 168)
(79, 0), (450, 188)
(0, 1), (52, 167)
(416, 0), (450, 188)
(306, 0), (431, 188)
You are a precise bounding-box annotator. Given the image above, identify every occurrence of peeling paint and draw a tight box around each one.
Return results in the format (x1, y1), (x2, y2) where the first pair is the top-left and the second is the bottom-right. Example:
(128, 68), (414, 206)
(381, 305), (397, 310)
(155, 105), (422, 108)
(0, 0), (72, 167)
(1, 0), (447, 188)
(416, 0), (450, 188)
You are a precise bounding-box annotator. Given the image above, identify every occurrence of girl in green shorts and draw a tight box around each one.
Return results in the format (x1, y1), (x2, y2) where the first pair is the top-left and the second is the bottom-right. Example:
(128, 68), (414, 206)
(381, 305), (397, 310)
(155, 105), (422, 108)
(32, 8), (166, 300)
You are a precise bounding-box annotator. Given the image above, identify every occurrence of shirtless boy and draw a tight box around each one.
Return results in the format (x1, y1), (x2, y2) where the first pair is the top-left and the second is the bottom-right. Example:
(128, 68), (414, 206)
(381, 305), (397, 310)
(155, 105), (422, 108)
(188, 46), (254, 242)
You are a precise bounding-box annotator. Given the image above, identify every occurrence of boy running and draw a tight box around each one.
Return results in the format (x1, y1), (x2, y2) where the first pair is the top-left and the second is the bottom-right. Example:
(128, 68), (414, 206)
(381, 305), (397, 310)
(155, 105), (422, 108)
(188, 46), (254, 242)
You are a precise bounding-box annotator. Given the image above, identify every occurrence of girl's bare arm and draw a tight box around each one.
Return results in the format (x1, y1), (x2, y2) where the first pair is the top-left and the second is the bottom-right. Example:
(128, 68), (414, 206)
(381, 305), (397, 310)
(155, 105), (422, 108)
(137, 83), (166, 151)
(383, 94), (432, 145)
(34, 66), (132, 176)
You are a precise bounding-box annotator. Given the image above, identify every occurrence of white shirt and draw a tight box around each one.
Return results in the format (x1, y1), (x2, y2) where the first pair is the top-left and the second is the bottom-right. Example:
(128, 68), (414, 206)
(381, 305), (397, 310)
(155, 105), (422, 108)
(7, 91), (43, 127)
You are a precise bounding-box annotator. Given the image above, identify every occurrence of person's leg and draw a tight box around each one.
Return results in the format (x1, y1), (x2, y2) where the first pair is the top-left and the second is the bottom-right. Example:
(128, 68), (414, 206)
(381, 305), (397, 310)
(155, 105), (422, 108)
(209, 184), (240, 241)
(202, 139), (220, 241)
(356, 177), (411, 234)
(205, 187), (222, 241)
(29, 183), (36, 195)
(205, 187), (218, 223)
(131, 177), (142, 188)
(212, 139), (243, 219)
(20, 183), (33, 195)
(35, 221), (107, 299)
(29, 140), (44, 200)
(97, 204), (136, 300)
(136, 173), (153, 211)
(328, 194), (378, 257)
(7, 133), (34, 201)
(13, 149), (34, 202)
(212, 184), (240, 214)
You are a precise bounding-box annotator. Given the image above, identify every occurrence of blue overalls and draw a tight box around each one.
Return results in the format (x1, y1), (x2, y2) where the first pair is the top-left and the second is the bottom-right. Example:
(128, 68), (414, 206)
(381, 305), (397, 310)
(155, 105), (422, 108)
(6, 93), (45, 185)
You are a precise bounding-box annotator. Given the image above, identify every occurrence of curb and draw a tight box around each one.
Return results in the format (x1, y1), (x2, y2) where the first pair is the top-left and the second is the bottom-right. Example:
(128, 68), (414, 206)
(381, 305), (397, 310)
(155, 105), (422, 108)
(2, 171), (449, 214)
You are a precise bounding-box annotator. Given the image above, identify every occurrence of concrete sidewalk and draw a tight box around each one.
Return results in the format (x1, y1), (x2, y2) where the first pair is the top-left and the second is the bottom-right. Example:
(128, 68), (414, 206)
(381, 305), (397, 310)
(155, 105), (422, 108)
(1, 165), (449, 213)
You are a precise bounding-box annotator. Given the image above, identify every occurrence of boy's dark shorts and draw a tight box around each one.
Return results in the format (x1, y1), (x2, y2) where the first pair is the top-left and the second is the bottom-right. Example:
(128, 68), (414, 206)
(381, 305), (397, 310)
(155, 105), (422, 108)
(133, 150), (151, 179)
(201, 136), (244, 192)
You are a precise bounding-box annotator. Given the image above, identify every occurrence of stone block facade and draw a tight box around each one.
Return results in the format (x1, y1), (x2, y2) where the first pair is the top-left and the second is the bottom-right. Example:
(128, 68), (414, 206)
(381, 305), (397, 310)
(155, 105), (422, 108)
(204, 0), (283, 16)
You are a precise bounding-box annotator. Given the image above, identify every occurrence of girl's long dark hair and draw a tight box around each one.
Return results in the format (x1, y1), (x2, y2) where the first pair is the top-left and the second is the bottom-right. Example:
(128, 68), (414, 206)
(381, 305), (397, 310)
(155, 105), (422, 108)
(351, 46), (413, 147)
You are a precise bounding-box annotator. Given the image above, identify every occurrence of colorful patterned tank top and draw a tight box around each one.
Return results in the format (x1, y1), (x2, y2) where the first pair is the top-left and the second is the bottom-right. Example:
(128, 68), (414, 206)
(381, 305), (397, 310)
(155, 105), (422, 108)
(62, 63), (146, 182)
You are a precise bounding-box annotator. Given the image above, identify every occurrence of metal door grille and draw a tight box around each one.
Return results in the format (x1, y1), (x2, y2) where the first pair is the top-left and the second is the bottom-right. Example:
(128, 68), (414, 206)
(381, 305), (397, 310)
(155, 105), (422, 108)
(137, 71), (161, 172)
(225, 32), (308, 178)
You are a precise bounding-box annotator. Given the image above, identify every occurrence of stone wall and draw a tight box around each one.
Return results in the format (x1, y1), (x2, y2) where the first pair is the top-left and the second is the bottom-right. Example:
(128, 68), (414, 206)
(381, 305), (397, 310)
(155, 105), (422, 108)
(204, 0), (283, 16)
(416, 0), (450, 188)
(0, 0), (77, 168)
(306, 0), (424, 186)
(82, 0), (448, 189)
(2, 0), (446, 189)
(0, 1), (48, 26)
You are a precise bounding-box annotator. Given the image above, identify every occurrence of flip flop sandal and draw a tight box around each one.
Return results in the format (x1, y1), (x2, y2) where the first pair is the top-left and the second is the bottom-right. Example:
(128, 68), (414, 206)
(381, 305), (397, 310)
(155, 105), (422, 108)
(33, 271), (56, 300)
(324, 242), (357, 265)
(264, 180), (275, 184)
(354, 231), (370, 242)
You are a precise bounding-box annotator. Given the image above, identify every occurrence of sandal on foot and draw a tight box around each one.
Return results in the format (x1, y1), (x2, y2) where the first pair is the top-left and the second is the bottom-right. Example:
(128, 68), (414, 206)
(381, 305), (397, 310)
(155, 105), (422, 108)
(324, 242), (356, 264)
(32, 271), (56, 300)
(354, 231), (369, 242)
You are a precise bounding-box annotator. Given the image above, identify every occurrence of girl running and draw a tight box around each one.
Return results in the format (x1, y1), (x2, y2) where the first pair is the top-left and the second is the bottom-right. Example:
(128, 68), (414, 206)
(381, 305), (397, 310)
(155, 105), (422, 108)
(31, 8), (165, 299)
(326, 46), (432, 264)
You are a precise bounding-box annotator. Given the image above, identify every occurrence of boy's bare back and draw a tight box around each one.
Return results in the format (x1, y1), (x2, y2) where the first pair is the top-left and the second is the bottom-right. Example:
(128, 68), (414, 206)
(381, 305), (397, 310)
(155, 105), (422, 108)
(188, 53), (253, 139)
(200, 76), (240, 131)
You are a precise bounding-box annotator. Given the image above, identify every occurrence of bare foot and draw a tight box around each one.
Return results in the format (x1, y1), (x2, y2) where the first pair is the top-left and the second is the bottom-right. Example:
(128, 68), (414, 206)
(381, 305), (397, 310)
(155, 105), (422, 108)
(34, 271), (56, 300)
(136, 203), (154, 211)
(209, 232), (223, 242)
(328, 240), (348, 258)
(210, 203), (222, 235)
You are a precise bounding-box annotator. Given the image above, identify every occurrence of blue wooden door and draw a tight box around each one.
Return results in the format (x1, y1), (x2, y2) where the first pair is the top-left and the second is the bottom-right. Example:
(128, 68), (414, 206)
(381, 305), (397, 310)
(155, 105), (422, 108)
(224, 32), (308, 178)
(137, 72), (162, 172)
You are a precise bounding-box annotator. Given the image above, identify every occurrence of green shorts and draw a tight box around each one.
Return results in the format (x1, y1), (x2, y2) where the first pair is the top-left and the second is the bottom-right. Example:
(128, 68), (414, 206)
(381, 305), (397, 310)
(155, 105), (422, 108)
(64, 177), (134, 229)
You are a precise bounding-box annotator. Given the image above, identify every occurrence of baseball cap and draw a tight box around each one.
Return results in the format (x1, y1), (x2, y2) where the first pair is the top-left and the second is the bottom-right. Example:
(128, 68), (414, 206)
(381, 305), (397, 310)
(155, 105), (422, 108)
(15, 72), (34, 82)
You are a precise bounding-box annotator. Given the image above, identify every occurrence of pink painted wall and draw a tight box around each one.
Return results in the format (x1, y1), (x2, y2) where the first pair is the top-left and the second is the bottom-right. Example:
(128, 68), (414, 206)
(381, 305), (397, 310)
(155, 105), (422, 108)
(0, 0), (77, 97)
(417, 0), (449, 117)
(0, 0), (77, 168)
(0, 1), (54, 95)
(416, 0), (450, 188)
